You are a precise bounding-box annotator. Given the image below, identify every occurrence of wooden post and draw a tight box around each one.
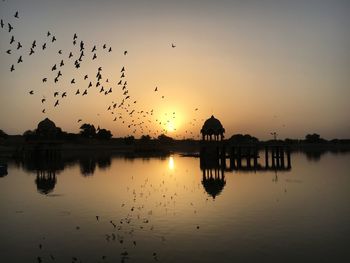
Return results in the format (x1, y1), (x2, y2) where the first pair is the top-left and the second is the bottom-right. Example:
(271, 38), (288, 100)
(265, 146), (269, 168)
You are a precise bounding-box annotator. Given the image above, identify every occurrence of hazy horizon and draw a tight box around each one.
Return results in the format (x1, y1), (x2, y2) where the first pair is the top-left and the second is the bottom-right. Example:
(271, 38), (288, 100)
(1, 0), (349, 140)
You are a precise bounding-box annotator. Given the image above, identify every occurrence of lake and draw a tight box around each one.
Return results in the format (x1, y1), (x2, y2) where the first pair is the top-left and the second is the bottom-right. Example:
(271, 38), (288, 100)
(0, 151), (349, 262)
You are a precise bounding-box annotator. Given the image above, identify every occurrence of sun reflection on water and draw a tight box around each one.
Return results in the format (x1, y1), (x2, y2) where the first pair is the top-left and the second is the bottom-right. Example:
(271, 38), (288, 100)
(168, 156), (175, 170)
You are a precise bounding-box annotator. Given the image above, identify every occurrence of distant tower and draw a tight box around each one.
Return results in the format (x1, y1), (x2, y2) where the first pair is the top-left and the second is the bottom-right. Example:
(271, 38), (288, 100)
(200, 115), (225, 141)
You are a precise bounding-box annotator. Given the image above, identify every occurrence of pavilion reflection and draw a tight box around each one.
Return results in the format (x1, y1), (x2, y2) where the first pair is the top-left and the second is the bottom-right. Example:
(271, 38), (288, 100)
(200, 158), (226, 199)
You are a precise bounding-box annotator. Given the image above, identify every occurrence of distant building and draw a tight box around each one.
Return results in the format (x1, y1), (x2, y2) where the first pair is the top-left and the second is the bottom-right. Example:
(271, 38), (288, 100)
(201, 115), (225, 141)
(36, 118), (59, 139)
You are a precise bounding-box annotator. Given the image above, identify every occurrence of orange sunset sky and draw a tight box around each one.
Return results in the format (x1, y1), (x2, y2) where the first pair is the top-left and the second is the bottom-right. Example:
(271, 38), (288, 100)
(1, 0), (349, 139)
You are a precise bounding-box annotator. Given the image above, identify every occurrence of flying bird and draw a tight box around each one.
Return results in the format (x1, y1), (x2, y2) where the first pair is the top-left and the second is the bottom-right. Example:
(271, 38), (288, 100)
(124, 50), (127, 55)
(8, 23), (13, 32)
(51, 64), (57, 71)
(47, 31), (51, 37)
(171, 43), (176, 48)
(14, 11), (19, 18)
(17, 42), (22, 49)
(10, 64), (15, 72)
(29, 48), (34, 55)
(17, 56), (23, 63)
(0, 19), (4, 28)
(10, 36), (15, 44)
(42, 43), (46, 50)
(6, 49), (11, 54)
(52, 36), (56, 42)
(75, 89), (80, 95)
(154, 87), (158, 91)
(82, 89), (88, 96)
(42, 78), (47, 83)
(29, 90), (34, 95)
(54, 100), (59, 107)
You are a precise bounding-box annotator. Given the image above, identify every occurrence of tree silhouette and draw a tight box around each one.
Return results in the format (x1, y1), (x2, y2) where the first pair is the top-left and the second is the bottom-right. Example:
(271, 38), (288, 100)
(96, 129), (112, 140)
(0, 129), (8, 139)
(80, 124), (96, 138)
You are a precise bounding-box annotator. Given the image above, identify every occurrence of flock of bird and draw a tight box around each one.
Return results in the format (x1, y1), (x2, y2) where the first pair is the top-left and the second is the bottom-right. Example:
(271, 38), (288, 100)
(1, 7), (204, 139)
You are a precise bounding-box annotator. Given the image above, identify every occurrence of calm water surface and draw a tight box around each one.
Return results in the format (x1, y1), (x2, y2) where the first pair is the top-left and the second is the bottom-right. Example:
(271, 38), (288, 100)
(0, 152), (349, 262)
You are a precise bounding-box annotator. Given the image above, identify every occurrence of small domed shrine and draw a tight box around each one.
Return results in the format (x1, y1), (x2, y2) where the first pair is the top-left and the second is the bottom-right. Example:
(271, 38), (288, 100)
(36, 118), (58, 139)
(200, 115), (225, 141)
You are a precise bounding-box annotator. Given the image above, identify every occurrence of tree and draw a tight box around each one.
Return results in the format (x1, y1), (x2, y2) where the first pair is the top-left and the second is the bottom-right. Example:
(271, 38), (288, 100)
(305, 133), (324, 143)
(124, 136), (135, 145)
(80, 124), (96, 138)
(96, 129), (112, 140)
(140, 135), (151, 141)
(229, 134), (259, 144)
(157, 134), (174, 143)
(0, 129), (8, 139)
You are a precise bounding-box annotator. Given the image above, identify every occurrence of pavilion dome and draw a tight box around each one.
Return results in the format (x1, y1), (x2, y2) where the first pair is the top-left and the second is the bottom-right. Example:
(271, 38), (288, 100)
(37, 118), (56, 131)
(36, 118), (58, 138)
(202, 177), (226, 199)
(201, 115), (225, 136)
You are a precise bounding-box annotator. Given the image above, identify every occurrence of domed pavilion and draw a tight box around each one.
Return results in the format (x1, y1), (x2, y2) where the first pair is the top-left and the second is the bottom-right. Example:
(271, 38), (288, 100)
(200, 115), (225, 141)
(36, 118), (58, 139)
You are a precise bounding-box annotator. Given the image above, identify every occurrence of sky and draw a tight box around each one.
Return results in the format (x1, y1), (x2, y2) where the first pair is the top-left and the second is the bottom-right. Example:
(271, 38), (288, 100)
(0, 0), (349, 139)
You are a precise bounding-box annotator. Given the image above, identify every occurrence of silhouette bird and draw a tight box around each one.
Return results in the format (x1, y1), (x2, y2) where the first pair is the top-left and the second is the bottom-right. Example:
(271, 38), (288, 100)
(108, 47), (112, 52)
(52, 36), (56, 42)
(29, 48), (34, 55)
(6, 49), (11, 54)
(8, 23), (13, 32)
(42, 78), (47, 83)
(103, 44), (106, 49)
(41, 98), (46, 103)
(17, 56), (23, 63)
(121, 73), (125, 78)
(62, 92), (67, 98)
(171, 43), (176, 48)
(124, 50), (127, 55)
(73, 33), (77, 40)
(92, 45), (96, 52)
(75, 89), (80, 95)
(88, 82), (92, 88)
(54, 76), (59, 83)
(78, 119), (82, 122)
(42, 43), (46, 50)
(32, 40), (36, 49)
(0, 19), (4, 28)
(82, 89), (88, 96)
(54, 92), (59, 97)
(71, 79), (75, 84)
(54, 100), (59, 107)
(58, 49), (62, 54)
(154, 87), (158, 91)
(14, 11), (19, 18)
(51, 64), (57, 71)
(47, 31), (51, 37)
(42, 109), (45, 113)
(117, 80), (122, 85)
(10, 36), (15, 44)
(92, 53), (97, 60)
(10, 64), (15, 72)
(84, 75), (88, 80)
(17, 42), (22, 49)
(29, 90), (34, 95)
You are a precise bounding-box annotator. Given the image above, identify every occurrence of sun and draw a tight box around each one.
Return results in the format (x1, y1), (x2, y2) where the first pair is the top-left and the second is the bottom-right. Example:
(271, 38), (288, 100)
(166, 122), (175, 133)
